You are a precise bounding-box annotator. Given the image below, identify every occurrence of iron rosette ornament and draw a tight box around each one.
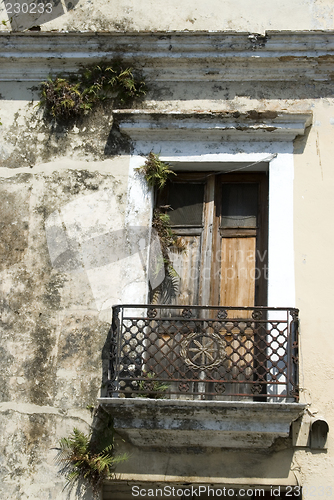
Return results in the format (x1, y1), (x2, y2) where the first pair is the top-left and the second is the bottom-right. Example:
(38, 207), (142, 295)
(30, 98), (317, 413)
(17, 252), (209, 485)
(180, 332), (226, 371)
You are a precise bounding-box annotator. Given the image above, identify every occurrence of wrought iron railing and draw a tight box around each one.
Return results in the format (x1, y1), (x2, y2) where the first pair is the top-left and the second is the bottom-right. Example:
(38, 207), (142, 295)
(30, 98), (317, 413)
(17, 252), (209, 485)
(107, 305), (299, 402)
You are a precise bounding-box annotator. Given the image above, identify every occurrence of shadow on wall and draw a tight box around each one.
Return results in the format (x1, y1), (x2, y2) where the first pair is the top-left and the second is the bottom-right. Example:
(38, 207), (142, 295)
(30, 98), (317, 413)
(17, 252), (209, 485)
(45, 188), (165, 311)
(3, 79), (334, 103)
(104, 123), (133, 156)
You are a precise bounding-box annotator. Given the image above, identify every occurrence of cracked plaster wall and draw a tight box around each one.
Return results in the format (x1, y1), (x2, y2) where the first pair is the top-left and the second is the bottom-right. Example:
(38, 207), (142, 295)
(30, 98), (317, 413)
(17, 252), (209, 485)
(0, 89), (153, 497)
(1, 29), (334, 500)
(0, 0), (334, 33)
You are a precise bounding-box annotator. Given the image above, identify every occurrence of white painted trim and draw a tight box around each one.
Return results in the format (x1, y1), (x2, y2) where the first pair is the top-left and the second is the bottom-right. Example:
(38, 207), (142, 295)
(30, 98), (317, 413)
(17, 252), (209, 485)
(114, 111), (312, 142)
(268, 151), (295, 307)
(125, 142), (296, 308)
(118, 155), (152, 306)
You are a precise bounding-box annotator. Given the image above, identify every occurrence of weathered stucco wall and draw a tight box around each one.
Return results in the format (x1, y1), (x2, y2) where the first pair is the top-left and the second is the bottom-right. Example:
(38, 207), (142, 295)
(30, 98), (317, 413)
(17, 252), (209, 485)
(0, 161), (131, 498)
(0, 89), (150, 497)
(293, 99), (334, 492)
(1, 29), (334, 500)
(0, 0), (334, 32)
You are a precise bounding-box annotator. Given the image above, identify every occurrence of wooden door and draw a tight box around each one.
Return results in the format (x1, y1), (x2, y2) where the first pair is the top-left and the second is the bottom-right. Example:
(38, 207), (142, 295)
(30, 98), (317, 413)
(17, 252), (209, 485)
(153, 172), (268, 309)
(211, 174), (268, 398)
(149, 172), (268, 399)
(212, 173), (268, 308)
(146, 176), (208, 395)
(152, 174), (209, 306)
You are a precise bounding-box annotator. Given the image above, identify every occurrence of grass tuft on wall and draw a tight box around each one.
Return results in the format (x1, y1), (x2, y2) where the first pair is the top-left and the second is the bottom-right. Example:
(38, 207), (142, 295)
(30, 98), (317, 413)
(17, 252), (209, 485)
(39, 61), (146, 121)
(56, 417), (128, 498)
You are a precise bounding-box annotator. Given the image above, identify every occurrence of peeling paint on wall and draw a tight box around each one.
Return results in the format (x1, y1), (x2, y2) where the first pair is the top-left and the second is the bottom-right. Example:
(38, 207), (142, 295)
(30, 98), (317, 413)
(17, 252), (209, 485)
(0, 20), (334, 500)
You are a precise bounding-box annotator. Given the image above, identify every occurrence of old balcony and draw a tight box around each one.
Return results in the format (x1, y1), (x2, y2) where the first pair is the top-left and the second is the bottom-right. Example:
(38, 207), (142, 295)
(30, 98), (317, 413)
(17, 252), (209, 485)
(99, 305), (306, 449)
(106, 304), (299, 401)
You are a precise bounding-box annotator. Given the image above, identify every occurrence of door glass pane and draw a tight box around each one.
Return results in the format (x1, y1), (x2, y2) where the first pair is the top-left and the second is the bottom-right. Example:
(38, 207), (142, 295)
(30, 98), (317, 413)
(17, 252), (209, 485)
(167, 183), (204, 226)
(221, 183), (258, 228)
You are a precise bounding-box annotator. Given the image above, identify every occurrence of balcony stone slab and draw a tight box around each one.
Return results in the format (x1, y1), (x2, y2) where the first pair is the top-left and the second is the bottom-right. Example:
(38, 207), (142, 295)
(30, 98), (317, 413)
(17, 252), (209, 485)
(99, 398), (306, 449)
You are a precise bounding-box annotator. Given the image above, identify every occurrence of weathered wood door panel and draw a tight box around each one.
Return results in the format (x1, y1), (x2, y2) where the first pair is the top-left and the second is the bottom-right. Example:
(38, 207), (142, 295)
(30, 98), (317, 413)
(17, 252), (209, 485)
(150, 172), (268, 399)
(219, 236), (256, 310)
(153, 176), (207, 306)
(216, 175), (268, 398)
(169, 234), (202, 306)
(212, 174), (268, 309)
(156, 173), (268, 309)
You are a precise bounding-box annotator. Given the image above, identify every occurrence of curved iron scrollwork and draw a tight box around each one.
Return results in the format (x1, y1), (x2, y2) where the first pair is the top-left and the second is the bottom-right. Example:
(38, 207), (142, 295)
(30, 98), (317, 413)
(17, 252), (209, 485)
(252, 310), (263, 320)
(217, 309), (228, 319)
(147, 308), (158, 319)
(109, 305), (300, 401)
(214, 382), (226, 394)
(251, 383), (263, 395)
(182, 308), (193, 318)
(290, 308), (299, 321)
(179, 382), (190, 393)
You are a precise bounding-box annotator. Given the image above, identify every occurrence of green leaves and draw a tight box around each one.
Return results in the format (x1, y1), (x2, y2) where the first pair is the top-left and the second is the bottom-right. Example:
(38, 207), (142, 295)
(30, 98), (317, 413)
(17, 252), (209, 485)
(150, 209), (186, 304)
(57, 427), (128, 497)
(59, 428), (90, 457)
(136, 152), (185, 303)
(138, 371), (169, 398)
(39, 77), (88, 120)
(39, 61), (146, 121)
(152, 210), (185, 257)
(135, 152), (176, 190)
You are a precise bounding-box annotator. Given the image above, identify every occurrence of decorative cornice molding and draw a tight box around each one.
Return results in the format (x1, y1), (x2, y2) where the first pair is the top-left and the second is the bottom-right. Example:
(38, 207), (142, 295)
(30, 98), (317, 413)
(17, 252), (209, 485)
(0, 31), (334, 82)
(113, 110), (312, 142)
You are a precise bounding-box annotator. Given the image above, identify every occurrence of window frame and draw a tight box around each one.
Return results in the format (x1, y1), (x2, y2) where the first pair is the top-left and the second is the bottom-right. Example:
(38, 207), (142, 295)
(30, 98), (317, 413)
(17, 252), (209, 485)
(155, 171), (269, 308)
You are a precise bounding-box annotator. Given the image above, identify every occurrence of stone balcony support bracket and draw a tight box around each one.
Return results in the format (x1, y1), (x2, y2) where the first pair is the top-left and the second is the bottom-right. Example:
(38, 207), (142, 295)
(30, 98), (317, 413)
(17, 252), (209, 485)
(98, 398), (306, 449)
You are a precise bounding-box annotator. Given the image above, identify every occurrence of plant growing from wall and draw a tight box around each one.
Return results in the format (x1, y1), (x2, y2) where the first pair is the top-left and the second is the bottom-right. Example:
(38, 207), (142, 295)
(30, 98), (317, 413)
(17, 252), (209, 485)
(135, 151), (176, 190)
(136, 152), (186, 303)
(56, 409), (128, 498)
(138, 371), (169, 398)
(39, 61), (146, 121)
(150, 208), (186, 303)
